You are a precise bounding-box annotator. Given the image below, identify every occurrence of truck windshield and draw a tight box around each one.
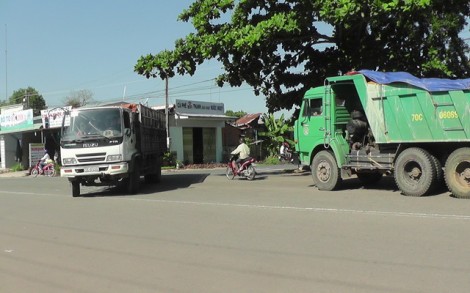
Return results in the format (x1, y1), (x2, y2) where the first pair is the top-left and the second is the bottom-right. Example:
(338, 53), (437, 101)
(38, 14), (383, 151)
(62, 108), (123, 141)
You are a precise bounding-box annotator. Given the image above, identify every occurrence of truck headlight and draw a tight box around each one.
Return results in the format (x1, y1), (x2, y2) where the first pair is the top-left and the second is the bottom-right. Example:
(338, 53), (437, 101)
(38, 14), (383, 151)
(62, 158), (77, 165)
(106, 154), (122, 162)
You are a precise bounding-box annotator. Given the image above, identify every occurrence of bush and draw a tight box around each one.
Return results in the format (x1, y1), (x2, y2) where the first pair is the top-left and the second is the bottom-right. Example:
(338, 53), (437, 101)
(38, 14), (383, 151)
(11, 162), (25, 172)
(261, 155), (280, 165)
(163, 151), (176, 167)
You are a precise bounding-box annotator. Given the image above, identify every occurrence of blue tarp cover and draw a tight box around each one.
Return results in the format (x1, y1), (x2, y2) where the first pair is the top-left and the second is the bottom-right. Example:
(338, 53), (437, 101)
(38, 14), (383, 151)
(358, 70), (470, 92)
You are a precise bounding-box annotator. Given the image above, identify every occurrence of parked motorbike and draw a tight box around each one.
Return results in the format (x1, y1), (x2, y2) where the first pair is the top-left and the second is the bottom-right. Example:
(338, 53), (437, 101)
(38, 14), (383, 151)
(226, 155), (256, 180)
(30, 160), (56, 177)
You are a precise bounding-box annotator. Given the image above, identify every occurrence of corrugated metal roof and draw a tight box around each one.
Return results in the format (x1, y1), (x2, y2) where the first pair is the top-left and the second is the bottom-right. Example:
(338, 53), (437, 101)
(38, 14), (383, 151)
(233, 113), (262, 128)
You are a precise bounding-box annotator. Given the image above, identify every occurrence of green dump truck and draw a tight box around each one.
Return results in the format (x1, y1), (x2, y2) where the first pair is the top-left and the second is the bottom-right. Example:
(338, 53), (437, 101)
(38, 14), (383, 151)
(294, 70), (470, 198)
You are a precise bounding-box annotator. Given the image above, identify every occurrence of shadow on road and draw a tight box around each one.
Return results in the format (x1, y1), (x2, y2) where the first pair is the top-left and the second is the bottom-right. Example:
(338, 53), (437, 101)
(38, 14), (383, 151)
(81, 173), (211, 197)
(307, 175), (446, 197)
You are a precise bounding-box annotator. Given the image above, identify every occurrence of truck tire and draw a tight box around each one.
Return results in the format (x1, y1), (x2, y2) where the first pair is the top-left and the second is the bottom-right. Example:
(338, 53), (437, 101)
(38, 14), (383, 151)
(430, 153), (444, 191)
(444, 148), (470, 199)
(394, 147), (436, 197)
(72, 181), (80, 197)
(311, 150), (342, 191)
(144, 157), (162, 184)
(127, 166), (141, 194)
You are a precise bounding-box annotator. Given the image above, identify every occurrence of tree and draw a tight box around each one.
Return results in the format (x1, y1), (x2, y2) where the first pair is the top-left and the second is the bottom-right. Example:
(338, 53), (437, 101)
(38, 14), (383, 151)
(9, 87), (46, 116)
(225, 109), (247, 118)
(258, 113), (292, 156)
(63, 89), (94, 108)
(135, 0), (470, 113)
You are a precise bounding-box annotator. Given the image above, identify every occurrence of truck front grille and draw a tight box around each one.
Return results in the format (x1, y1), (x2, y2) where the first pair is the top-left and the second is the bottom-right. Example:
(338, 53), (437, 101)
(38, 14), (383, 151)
(76, 152), (106, 163)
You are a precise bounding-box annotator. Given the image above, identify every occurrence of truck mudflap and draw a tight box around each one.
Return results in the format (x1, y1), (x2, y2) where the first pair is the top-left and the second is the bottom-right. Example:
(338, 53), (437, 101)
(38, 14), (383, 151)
(61, 162), (129, 178)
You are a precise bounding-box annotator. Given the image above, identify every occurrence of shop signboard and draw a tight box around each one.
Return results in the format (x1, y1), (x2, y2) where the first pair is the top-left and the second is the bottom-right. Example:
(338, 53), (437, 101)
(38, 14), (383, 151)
(29, 143), (45, 168)
(41, 106), (71, 129)
(0, 109), (34, 131)
(175, 99), (224, 115)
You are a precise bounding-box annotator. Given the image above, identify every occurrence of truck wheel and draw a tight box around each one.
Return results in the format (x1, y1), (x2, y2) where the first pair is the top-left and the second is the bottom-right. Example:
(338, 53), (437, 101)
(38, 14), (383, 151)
(357, 172), (383, 185)
(144, 157), (162, 184)
(72, 181), (80, 197)
(394, 148), (436, 197)
(311, 150), (342, 191)
(430, 154), (444, 191)
(127, 166), (140, 194)
(444, 148), (470, 199)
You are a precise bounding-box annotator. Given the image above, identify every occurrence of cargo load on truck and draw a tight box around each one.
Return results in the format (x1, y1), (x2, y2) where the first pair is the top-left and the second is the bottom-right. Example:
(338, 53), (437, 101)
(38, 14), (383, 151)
(60, 103), (167, 197)
(294, 70), (470, 198)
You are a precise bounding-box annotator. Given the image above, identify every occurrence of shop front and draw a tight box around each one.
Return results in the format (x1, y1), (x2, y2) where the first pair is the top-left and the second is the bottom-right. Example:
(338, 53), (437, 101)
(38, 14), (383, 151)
(154, 99), (236, 164)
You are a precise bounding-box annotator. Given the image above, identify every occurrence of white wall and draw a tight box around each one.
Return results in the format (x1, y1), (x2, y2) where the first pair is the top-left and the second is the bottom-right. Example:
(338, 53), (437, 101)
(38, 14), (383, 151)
(0, 134), (19, 169)
(168, 115), (227, 163)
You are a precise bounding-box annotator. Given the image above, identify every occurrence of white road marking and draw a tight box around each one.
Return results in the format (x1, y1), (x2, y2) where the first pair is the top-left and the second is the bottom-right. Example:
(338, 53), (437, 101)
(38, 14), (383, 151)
(2, 190), (470, 221)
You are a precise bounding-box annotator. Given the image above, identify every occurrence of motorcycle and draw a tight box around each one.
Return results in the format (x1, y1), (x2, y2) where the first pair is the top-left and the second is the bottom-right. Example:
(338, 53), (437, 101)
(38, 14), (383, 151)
(278, 142), (293, 162)
(30, 160), (56, 177)
(226, 155), (256, 180)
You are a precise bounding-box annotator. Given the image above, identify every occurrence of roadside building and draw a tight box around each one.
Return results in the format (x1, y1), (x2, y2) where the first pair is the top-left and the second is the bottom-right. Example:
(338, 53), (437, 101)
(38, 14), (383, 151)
(153, 99), (236, 164)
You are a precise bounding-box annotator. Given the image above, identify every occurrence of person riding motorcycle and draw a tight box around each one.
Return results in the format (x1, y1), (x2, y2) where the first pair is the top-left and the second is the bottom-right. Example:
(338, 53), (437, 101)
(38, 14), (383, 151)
(39, 150), (51, 171)
(279, 141), (293, 162)
(231, 137), (250, 170)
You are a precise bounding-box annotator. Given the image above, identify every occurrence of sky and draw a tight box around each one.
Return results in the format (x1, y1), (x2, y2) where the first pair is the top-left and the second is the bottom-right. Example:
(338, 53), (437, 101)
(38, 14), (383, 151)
(0, 0), (284, 116)
(1, 1), (469, 119)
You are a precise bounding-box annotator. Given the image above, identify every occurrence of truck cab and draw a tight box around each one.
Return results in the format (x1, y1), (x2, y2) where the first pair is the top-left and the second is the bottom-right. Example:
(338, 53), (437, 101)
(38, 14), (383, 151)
(60, 104), (165, 197)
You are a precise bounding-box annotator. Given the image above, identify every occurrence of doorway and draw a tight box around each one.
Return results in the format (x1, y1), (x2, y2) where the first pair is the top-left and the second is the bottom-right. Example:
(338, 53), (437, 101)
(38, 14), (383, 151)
(192, 127), (203, 164)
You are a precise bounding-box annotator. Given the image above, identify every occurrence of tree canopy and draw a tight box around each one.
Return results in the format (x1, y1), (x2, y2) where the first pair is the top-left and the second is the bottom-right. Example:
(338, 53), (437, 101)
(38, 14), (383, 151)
(9, 87), (46, 116)
(135, 0), (470, 113)
(225, 109), (247, 118)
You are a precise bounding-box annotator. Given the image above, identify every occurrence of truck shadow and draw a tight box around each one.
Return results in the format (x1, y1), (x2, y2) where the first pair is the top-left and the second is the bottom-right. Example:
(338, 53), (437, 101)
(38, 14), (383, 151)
(82, 173), (211, 197)
(313, 176), (447, 197)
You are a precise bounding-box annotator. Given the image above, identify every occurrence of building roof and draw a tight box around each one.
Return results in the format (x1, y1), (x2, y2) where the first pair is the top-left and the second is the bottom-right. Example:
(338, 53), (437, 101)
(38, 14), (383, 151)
(232, 113), (263, 129)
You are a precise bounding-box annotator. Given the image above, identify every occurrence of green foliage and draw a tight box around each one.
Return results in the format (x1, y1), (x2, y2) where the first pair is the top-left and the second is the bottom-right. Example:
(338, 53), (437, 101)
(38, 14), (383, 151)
(262, 155), (281, 165)
(163, 151), (177, 167)
(135, 0), (470, 113)
(258, 113), (293, 156)
(225, 109), (247, 118)
(9, 87), (46, 116)
(10, 162), (25, 172)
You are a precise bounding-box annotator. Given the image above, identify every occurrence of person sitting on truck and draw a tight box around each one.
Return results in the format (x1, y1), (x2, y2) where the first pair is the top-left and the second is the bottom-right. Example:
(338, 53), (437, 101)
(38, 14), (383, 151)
(231, 137), (250, 170)
(346, 110), (368, 149)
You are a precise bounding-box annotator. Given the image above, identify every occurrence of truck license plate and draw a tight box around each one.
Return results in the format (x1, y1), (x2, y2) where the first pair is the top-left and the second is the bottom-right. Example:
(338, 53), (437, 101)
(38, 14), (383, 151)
(84, 166), (99, 172)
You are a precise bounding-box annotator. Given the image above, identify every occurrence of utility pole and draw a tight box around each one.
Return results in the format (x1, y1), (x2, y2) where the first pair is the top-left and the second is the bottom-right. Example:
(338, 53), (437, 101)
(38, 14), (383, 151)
(5, 24), (7, 101)
(165, 76), (170, 149)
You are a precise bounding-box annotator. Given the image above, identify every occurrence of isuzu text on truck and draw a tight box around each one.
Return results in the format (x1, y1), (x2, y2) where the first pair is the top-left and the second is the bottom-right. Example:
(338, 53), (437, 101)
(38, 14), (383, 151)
(60, 103), (166, 197)
(294, 70), (470, 198)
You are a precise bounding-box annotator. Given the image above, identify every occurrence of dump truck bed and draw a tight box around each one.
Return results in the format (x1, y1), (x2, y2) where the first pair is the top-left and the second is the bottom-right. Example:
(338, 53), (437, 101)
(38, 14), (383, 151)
(327, 72), (470, 144)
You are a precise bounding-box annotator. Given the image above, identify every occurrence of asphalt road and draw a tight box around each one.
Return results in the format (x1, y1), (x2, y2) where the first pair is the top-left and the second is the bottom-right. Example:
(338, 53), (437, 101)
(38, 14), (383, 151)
(1, 167), (470, 293)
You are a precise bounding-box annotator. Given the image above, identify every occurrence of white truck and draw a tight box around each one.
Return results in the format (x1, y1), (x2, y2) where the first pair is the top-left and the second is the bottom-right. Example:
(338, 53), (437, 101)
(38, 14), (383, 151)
(60, 104), (166, 197)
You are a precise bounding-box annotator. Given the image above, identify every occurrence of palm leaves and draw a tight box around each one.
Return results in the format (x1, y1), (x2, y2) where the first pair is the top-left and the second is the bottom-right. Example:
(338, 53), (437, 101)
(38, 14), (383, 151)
(258, 113), (293, 156)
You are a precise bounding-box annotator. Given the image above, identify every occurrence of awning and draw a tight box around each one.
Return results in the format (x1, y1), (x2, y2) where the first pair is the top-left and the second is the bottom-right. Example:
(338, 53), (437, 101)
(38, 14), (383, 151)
(0, 123), (43, 135)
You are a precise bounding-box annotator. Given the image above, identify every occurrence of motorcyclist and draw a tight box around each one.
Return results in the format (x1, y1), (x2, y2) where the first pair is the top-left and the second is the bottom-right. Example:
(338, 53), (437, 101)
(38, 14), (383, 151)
(279, 141), (292, 161)
(231, 137), (250, 170)
(39, 150), (51, 171)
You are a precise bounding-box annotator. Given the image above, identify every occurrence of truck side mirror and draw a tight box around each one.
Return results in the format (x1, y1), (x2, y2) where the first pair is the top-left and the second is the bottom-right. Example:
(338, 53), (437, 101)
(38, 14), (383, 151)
(125, 128), (131, 136)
